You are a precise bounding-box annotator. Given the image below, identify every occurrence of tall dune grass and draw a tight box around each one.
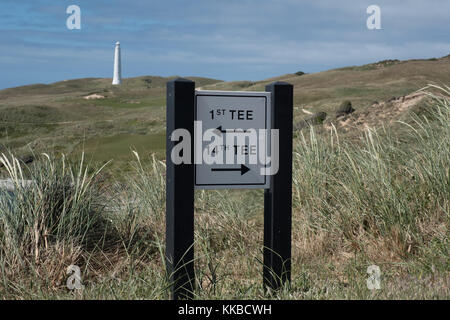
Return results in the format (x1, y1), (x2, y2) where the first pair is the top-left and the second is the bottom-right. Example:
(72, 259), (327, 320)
(0, 86), (448, 299)
(0, 153), (113, 295)
(292, 85), (449, 267)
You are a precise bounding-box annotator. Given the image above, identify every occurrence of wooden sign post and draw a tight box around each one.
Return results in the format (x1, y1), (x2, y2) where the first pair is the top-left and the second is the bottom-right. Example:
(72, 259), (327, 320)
(166, 78), (195, 300)
(263, 82), (293, 290)
(165, 79), (293, 299)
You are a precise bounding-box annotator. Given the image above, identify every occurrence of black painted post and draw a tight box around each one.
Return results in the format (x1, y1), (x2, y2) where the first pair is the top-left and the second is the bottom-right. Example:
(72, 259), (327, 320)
(264, 81), (293, 291)
(166, 78), (195, 300)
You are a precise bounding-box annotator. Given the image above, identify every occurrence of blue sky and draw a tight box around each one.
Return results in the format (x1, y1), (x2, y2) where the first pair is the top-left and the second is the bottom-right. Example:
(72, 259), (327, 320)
(0, 0), (449, 89)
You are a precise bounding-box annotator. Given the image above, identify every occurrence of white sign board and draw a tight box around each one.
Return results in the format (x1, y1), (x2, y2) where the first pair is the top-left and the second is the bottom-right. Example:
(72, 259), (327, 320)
(195, 90), (271, 189)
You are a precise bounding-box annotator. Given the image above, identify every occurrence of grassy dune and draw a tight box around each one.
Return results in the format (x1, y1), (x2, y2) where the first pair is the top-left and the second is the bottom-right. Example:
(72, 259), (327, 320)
(1, 55), (450, 174)
(0, 83), (448, 299)
(202, 56), (450, 123)
(0, 57), (449, 299)
(0, 75), (222, 174)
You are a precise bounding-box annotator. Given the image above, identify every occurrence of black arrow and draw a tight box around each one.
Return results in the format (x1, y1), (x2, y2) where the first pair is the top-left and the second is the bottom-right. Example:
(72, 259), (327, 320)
(215, 126), (226, 133)
(214, 126), (250, 135)
(211, 164), (250, 175)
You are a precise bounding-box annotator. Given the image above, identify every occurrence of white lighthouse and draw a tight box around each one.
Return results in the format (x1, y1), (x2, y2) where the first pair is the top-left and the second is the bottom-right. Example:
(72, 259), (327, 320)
(112, 41), (122, 85)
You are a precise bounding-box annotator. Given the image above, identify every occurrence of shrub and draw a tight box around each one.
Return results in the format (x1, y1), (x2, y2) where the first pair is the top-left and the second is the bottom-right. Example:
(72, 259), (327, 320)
(336, 100), (355, 117)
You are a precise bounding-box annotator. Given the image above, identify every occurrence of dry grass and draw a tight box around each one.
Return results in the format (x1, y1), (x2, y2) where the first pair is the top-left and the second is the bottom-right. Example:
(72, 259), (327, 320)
(0, 85), (449, 299)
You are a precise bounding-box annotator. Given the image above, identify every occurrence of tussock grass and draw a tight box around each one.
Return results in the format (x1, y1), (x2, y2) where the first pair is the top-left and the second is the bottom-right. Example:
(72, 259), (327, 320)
(292, 86), (449, 267)
(0, 86), (449, 299)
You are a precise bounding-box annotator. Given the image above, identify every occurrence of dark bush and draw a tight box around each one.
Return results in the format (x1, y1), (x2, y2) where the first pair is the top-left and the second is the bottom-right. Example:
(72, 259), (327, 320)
(336, 101), (355, 117)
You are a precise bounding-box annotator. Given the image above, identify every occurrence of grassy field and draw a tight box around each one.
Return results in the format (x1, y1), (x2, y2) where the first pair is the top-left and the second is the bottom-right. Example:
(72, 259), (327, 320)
(0, 57), (449, 299)
(0, 75), (221, 175)
(1, 55), (450, 173)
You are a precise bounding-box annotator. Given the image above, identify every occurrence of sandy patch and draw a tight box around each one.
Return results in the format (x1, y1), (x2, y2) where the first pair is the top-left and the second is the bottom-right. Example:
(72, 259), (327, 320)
(83, 94), (105, 100)
(326, 92), (428, 131)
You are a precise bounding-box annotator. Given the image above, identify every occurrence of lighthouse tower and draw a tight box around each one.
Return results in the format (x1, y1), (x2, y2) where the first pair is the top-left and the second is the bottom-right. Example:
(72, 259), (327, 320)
(112, 42), (122, 85)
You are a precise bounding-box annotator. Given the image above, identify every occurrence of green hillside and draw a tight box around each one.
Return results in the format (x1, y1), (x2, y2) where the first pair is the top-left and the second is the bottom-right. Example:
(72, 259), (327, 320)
(0, 57), (448, 299)
(201, 56), (450, 123)
(1, 55), (449, 173)
(0, 75), (222, 173)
